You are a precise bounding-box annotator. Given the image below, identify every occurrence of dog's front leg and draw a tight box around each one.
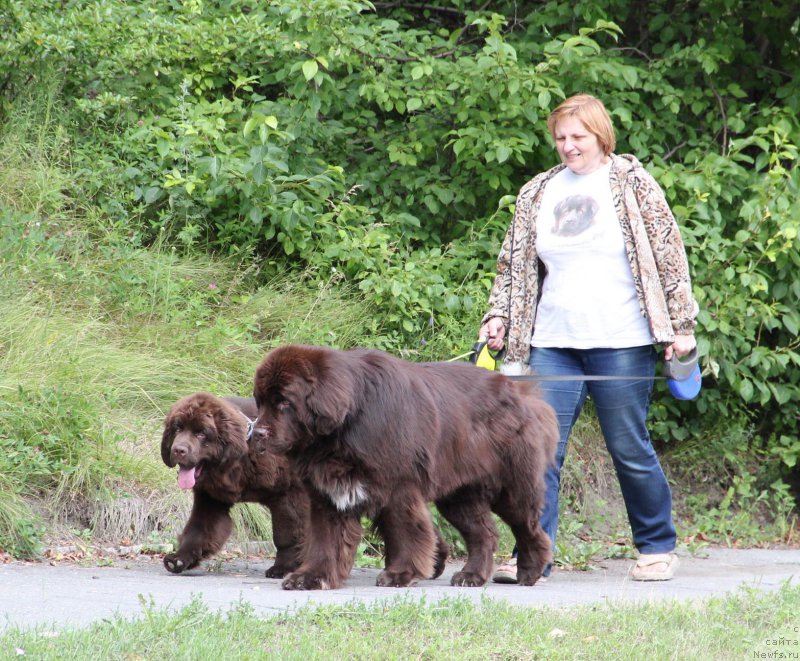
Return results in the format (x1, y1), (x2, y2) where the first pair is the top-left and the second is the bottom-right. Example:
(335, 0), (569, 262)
(374, 489), (439, 587)
(281, 493), (362, 590)
(163, 491), (233, 574)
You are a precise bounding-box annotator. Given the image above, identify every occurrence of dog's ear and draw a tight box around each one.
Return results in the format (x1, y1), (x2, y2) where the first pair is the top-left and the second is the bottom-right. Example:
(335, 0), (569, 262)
(212, 403), (248, 455)
(305, 355), (355, 436)
(308, 387), (347, 436)
(161, 416), (176, 467)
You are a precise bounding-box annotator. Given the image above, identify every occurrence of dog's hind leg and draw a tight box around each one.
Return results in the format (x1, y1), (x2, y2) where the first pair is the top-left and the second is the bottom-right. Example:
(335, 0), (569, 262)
(374, 489), (437, 587)
(431, 526), (450, 579)
(493, 489), (551, 586)
(436, 488), (498, 587)
(492, 412), (556, 586)
(263, 487), (309, 578)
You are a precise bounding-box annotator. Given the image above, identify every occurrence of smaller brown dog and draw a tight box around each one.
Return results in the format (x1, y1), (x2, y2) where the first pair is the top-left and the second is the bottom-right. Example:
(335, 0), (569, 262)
(161, 392), (308, 578)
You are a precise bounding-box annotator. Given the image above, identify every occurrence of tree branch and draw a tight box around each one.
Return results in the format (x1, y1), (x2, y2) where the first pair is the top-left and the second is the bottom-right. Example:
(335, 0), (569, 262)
(709, 82), (728, 156)
(608, 47), (653, 63)
(663, 141), (687, 161)
(373, 2), (466, 18)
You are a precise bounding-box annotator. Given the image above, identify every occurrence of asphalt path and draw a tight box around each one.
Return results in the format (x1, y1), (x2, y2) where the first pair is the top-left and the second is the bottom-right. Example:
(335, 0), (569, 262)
(1, 547), (799, 631)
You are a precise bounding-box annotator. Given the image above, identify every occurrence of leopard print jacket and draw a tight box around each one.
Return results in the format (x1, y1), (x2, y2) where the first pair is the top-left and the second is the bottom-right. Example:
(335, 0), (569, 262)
(482, 153), (699, 368)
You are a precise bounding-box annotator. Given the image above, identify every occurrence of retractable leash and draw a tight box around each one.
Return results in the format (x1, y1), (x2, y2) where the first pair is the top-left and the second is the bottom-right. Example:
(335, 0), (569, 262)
(469, 339), (702, 400)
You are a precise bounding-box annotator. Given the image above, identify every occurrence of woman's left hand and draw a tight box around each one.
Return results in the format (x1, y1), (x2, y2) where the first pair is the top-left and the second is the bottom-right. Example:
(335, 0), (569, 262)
(664, 334), (696, 360)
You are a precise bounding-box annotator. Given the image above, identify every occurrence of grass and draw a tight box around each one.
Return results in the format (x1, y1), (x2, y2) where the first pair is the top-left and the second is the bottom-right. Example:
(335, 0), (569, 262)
(1, 584), (798, 660)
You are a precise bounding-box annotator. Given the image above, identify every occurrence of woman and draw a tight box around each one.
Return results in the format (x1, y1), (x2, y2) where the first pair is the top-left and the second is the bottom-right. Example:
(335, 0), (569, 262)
(480, 93), (698, 582)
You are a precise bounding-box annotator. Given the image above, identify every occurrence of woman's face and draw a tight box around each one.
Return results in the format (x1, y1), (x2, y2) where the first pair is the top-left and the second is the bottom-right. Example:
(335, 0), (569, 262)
(553, 116), (608, 175)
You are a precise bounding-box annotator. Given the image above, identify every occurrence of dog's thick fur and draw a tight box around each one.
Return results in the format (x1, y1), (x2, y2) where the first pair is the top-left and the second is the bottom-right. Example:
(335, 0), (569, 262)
(161, 392), (309, 578)
(252, 345), (558, 590)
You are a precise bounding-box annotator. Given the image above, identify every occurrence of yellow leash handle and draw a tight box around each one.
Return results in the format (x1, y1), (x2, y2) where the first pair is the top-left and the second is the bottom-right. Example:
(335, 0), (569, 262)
(470, 337), (506, 371)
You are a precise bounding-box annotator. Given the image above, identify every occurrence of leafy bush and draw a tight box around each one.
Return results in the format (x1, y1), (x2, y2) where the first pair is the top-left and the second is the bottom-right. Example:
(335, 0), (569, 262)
(649, 114), (800, 467)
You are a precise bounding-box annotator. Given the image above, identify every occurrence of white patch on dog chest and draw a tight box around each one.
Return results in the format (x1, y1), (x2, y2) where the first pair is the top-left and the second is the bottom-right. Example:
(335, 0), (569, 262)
(324, 481), (368, 511)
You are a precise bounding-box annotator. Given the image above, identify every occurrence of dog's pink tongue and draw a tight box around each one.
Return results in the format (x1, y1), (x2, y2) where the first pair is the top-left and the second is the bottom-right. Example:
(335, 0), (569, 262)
(177, 467), (196, 490)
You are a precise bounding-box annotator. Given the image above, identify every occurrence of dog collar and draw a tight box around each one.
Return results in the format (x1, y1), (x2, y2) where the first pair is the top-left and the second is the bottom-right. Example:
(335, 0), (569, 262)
(238, 411), (255, 442)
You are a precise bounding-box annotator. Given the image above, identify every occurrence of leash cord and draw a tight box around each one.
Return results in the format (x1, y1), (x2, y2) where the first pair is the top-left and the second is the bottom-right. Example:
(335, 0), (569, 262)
(505, 373), (666, 382)
(446, 350), (479, 363)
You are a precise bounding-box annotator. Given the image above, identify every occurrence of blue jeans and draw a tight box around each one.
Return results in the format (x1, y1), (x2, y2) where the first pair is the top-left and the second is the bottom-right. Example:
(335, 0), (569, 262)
(527, 346), (677, 575)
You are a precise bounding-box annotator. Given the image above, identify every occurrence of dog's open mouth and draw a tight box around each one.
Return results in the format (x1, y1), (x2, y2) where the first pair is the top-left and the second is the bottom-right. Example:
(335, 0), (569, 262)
(177, 463), (203, 490)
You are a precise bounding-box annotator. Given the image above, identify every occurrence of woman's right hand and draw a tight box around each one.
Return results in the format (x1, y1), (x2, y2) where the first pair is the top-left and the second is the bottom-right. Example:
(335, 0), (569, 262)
(479, 318), (506, 351)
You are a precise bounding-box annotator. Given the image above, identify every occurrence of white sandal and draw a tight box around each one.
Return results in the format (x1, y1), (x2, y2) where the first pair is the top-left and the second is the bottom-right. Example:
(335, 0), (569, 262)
(631, 553), (679, 581)
(492, 557), (518, 584)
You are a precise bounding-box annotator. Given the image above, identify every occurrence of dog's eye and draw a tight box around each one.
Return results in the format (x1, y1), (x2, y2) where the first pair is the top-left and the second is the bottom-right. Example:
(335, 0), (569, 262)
(277, 399), (291, 412)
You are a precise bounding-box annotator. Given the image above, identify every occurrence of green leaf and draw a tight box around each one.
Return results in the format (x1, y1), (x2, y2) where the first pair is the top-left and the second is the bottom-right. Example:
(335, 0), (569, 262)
(423, 195), (439, 214)
(243, 117), (258, 137)
(738, 379), (754, 401)
(302, 60), (319, 81)
(563, 36), (600, 53)
(621, 67), (638, 87)
(248, 206), (262, 225)
(537, 90), (551, 109)
(496, 145), (511, 164)
(143, 187), (161, 204)
(497, 194), (517, 209)
(252, 162), (266, 185)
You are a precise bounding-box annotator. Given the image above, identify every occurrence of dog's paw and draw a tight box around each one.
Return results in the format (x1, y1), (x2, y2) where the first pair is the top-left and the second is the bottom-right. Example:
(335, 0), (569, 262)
(264, 564), (289, 579)
(431, 539), (450, 579)
(163, 554), (187, 574)
(516, 569), (543, 586)
(450, 570), (487, 587)
(376, 569), (419, 588)
(281, 571), (334, 590)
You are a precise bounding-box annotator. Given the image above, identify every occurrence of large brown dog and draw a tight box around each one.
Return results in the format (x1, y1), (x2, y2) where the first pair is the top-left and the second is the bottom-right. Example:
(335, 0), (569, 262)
(161, 392), (309, 578)
(252, 345), (558, 590)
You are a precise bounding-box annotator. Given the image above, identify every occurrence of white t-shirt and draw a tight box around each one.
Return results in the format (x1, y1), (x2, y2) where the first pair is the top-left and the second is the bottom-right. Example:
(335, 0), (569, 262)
(531, 161), (653, 348)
